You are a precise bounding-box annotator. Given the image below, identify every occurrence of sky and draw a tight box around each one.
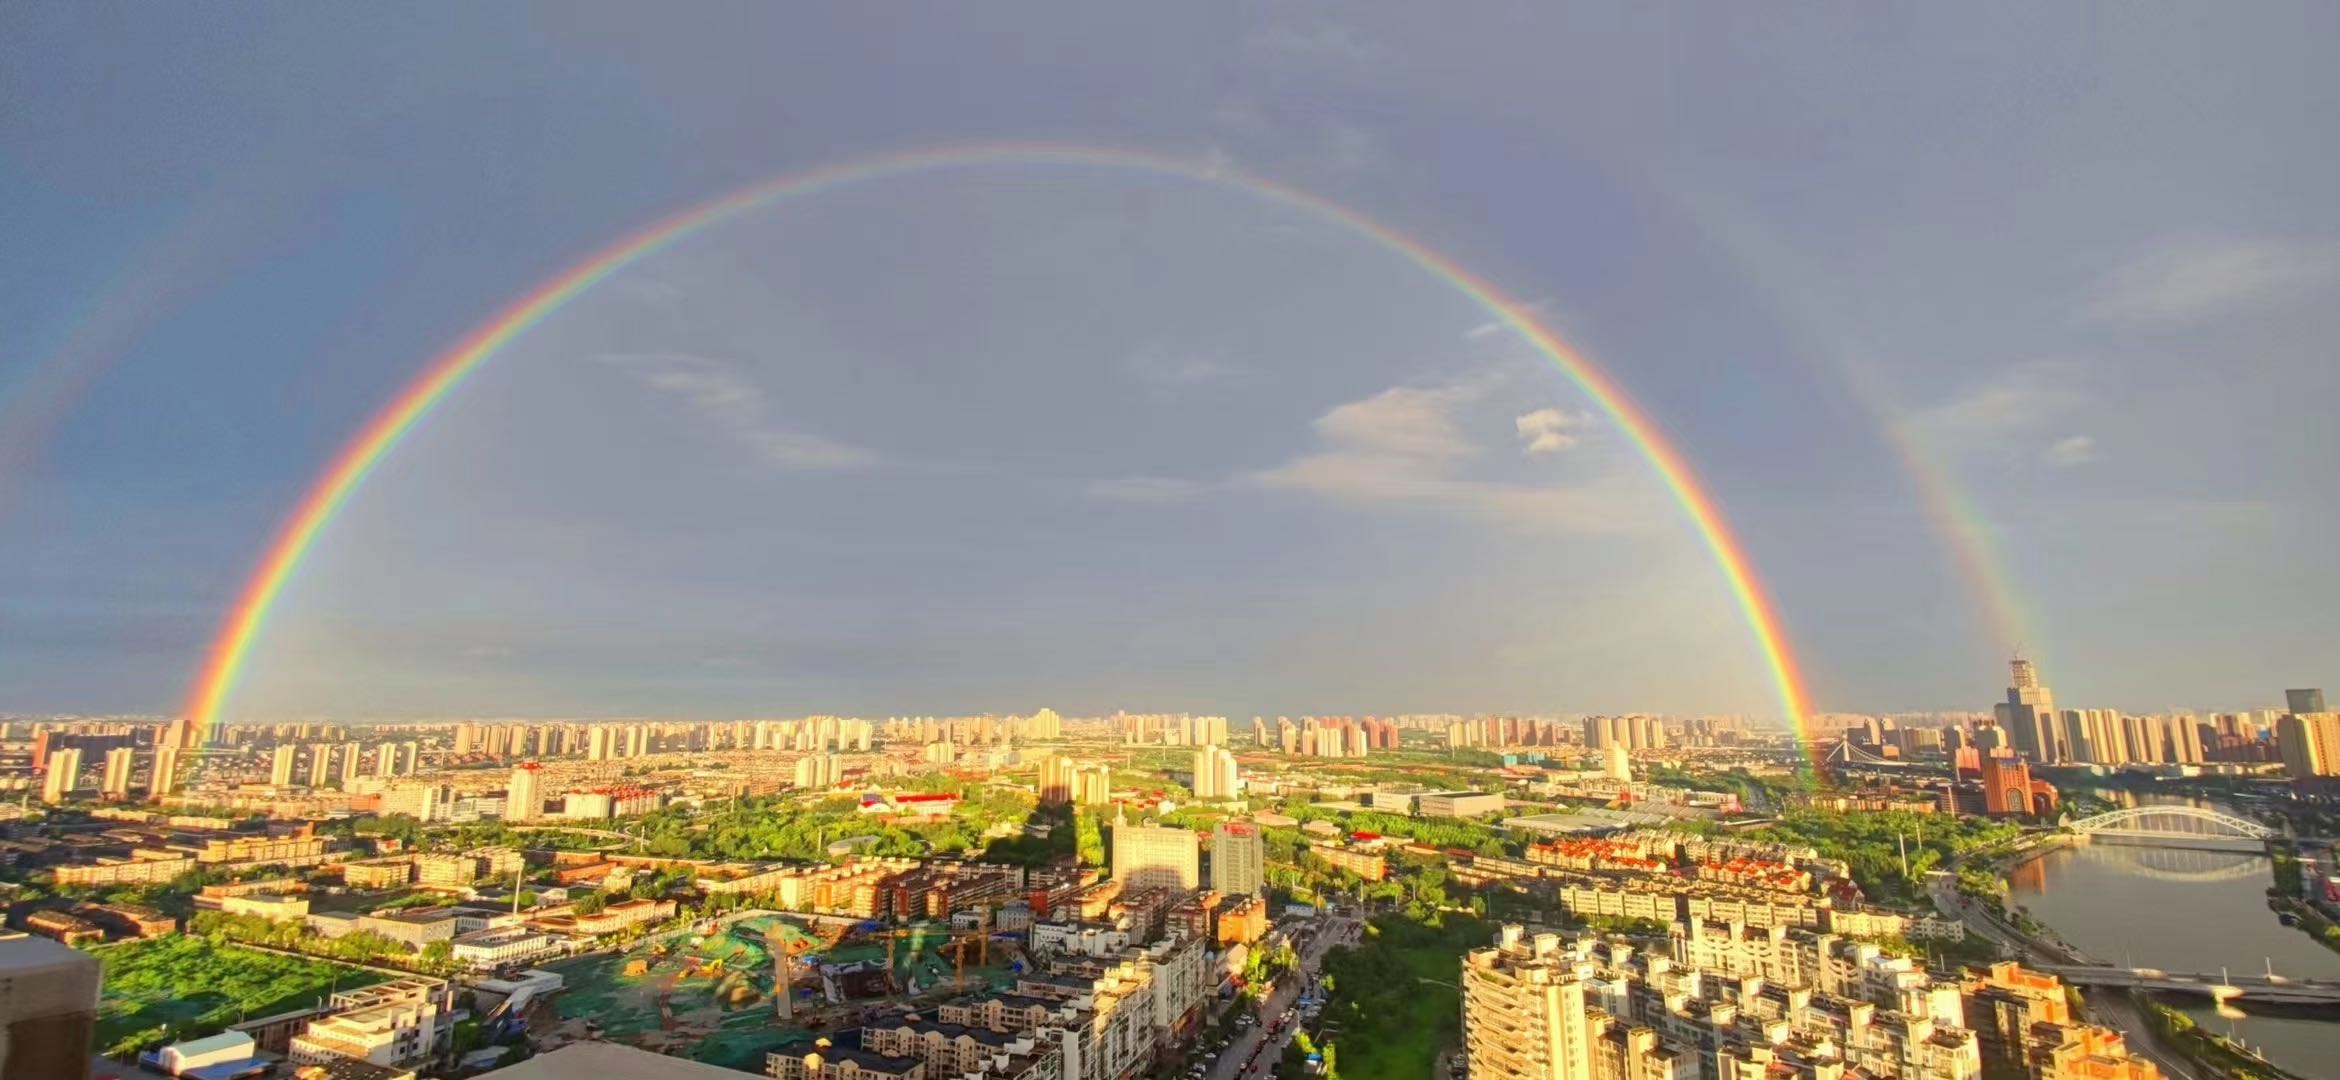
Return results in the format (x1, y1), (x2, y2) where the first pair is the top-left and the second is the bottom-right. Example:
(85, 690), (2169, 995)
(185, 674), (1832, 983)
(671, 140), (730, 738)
(2, 4), (2336, 722)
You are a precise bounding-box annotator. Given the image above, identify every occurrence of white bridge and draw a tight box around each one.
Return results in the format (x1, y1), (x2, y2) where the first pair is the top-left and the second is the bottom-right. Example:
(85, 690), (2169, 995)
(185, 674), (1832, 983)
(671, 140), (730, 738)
(1820, 740), (1921, 768)
(2067, 806), (2273, 848)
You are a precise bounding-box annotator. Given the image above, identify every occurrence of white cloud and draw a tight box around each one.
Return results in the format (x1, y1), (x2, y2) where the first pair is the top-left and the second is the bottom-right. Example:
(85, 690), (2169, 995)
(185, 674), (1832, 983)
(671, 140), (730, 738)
(1464, 319), (1507, 340)
(1235, 378), (1652, 534)
(1087, 476), (1208, 504)
(2040, 435), (2098, 467)
(1514, 408), (1587, 454)
(1124, 345), (1249, 387)
(2083, 237), (2339, 324)
(1313, 382), (1486, 459)
(600, 352), (877, 470)
(1906, 363), (2087, 444)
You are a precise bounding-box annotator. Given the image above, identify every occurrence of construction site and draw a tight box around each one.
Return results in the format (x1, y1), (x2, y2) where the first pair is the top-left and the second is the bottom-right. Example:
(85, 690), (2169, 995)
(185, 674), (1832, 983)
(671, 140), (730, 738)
(541, 911), (1026, 1071)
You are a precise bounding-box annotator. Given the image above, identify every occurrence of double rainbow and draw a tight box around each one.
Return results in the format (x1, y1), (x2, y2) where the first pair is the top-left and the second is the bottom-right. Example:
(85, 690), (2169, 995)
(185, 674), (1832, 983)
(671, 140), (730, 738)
(180, 142), (1813, 746)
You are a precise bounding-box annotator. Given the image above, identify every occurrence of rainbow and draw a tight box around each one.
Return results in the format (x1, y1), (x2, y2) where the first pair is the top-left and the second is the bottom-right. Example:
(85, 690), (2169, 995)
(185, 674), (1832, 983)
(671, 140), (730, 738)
(1658, 174), (2036, 670)
(180, 142), (1814, 748)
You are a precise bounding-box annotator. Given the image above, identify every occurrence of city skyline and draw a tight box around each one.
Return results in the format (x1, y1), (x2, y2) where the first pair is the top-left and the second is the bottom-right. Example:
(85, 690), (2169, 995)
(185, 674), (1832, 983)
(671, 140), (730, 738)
(5, 7), (2339, 722)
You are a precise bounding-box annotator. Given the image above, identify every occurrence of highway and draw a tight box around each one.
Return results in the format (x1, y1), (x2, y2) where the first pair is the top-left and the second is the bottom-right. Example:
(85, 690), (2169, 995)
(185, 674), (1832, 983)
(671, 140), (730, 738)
(1205, 913), (1361, 1080)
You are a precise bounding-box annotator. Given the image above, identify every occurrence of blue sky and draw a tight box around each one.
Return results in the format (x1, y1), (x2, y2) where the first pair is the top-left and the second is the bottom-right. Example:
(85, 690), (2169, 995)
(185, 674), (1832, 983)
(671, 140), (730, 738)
(3, 4), (2335, 721)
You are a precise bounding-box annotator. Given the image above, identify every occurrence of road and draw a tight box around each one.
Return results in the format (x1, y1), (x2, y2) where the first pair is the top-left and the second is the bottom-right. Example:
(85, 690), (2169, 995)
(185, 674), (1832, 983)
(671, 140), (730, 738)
(1205, 914), (1361, 1080)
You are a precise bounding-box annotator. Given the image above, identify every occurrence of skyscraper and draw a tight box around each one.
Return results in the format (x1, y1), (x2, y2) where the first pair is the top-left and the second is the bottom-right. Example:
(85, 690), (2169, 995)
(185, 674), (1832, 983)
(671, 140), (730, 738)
(507, 762), (543, 821)
(1463, 925), (1592, 1080)
(1210, 821), (1265, 897)
(41, 749), (82, 803)
(148, 745), (180, 799)
(1993, 657), (2060, 763)
(307, 743), (334, 788)
(99, 747), (135, 801)
(270, 745), (297, 787)
(2289, 689), (2327, 715)
(2279, 710), (2340, 778)
(1110, 813), (1199, 894)
(1190, 744), (1240, 800)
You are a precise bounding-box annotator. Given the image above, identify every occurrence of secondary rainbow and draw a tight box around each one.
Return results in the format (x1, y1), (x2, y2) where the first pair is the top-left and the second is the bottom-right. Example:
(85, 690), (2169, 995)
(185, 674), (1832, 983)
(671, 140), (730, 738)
(1659, 174), (2038, 671)
(180, 142), (1815, 748)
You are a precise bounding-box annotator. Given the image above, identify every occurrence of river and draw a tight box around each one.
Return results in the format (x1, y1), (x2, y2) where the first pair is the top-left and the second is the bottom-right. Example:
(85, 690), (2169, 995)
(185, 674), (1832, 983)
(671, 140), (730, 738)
(2006, 795), (2340, 1075)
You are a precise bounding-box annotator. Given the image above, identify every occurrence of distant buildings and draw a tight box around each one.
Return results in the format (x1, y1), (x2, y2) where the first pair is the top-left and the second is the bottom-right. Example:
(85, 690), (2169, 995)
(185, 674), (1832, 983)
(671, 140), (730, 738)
(100, 746), (136, 801)
(1038, 755), (1112, 806)
(1189, 744), (1240, 800)
(40, 748), (80, 803)
(507, 762), (543, 821)
(2279, 707), (2340, 778)
(1415, 790), (1505, 818)
(1994, 657), (2061, 764)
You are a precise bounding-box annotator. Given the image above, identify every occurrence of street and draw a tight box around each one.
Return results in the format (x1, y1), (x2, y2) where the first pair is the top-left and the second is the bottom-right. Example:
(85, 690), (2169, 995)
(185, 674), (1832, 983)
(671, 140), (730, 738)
(1205, 913), (1362, 1080)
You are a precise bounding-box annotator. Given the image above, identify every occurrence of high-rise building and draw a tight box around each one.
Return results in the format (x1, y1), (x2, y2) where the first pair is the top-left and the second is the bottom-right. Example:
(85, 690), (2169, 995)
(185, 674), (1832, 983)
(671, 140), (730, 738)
(2289, 689), (2327, 716)
(307, 744), (333, 788)
(0, 933), (100, 1080)
(1039, 755), (1075, 805)
(1074, 764), (1113, 806)
(794, 753), (838, 790)
(587, 727), (613, 761)
(1110, 813), (1199, 894)
(1190, 745), (1240, 800)
(99, 747), (135, 801)
(1993, 657), (2060, 763)
(1210, 821), (1265, 897)
(148, 746), (181, 799)
(2278, 710), (2340, 778)
(508, 762), (543, 822)
(40, 749), (82, 803)
(270, 745), (297, 787)
(1463, 925), (1592, 1080)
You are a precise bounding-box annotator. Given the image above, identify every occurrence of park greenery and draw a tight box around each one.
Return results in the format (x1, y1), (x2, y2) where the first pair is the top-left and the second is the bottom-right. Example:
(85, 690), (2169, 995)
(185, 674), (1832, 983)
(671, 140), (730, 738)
(95, 935), (383, 1057)
(1747, 810), (2025, 907)
(189, 910), (462, 975)
(1285, 913), (1487, 1080)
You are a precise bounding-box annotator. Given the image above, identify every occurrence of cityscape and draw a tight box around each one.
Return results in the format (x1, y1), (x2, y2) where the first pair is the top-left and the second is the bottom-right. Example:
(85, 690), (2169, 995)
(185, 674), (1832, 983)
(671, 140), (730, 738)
(7, 668), (2340, 1080)
(5, 7), (2338, 1080)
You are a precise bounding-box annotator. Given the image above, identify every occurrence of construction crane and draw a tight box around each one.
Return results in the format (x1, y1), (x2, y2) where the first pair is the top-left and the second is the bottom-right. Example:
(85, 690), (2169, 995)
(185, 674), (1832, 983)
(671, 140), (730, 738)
(861, 927), (926, 992)
(941, 904), (997, 994)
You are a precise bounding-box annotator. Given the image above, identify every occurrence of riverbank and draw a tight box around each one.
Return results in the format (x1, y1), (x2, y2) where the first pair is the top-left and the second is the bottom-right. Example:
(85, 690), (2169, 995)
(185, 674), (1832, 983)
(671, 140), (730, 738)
(2139, 996), (2305, 1080)
(2003, 837), (2340, 1080)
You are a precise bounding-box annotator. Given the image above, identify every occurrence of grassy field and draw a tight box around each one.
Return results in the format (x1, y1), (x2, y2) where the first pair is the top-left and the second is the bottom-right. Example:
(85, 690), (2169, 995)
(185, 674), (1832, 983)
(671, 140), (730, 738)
(1309, 916), (1479, 1080)
(96, 936), (384, 1056)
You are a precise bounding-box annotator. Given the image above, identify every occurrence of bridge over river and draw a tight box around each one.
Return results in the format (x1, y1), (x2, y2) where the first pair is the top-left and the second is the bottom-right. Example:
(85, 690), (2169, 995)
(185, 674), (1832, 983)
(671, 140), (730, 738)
(2035, 965), (2340, 1007)
(2066, 805), (2275, 852)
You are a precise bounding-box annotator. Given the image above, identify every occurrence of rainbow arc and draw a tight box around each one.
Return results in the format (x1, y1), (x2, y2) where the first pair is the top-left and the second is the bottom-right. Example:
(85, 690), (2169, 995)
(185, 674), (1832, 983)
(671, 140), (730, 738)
(179, 143), (1814, 751)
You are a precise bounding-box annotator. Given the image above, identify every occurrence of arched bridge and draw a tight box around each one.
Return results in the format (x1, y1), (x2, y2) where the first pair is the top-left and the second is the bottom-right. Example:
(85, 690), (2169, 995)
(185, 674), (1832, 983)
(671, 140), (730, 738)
(2068, 806), (2272, 849)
